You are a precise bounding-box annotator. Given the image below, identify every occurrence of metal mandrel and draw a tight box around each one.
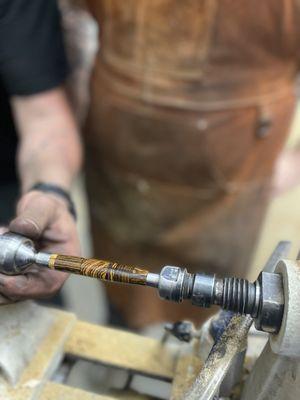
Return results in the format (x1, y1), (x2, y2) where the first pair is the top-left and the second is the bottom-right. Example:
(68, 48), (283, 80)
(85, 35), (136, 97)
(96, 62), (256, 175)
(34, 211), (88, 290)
(150, 266), (284, 333)
(0, 232), (149, 285)
(0, 232), (285, 333)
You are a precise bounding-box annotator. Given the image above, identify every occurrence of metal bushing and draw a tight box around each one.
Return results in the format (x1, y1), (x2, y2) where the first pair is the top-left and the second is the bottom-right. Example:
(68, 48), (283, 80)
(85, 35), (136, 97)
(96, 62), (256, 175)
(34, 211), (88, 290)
(254, 271), (284, 334)
(191, 273), (216, 308)
(158, 266), (192, 302)
(270, 260), (300, 357)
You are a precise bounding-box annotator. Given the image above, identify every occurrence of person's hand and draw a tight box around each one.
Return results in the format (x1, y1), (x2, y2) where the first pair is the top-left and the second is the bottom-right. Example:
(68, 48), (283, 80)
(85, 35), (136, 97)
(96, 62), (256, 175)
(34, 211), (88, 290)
(0, 190), (80, 304)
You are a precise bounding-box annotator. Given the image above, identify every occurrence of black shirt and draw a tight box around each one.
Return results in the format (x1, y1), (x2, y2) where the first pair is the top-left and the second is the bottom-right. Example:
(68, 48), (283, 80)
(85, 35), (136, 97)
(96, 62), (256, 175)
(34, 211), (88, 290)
(0, 0), (68, 183)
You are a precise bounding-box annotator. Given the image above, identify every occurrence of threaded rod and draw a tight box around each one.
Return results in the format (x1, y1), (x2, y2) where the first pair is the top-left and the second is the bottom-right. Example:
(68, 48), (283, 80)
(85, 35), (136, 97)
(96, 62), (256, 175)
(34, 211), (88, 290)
(216, 277), (261, 317)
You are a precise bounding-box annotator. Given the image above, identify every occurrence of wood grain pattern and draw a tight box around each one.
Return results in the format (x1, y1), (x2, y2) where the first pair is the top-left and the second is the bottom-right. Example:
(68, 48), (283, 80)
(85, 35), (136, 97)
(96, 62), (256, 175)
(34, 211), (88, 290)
(49, 254), (149, 285)
(171, 352), (203, 399)
(3, 309), (77, 400)
(64, 320), (177, 381)
(40, 382), (151, 400)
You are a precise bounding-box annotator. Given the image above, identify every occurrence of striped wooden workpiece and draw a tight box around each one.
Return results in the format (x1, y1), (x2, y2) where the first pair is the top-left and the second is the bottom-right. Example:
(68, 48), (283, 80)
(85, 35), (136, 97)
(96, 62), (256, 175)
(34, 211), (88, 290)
(48, 254), (149, 285)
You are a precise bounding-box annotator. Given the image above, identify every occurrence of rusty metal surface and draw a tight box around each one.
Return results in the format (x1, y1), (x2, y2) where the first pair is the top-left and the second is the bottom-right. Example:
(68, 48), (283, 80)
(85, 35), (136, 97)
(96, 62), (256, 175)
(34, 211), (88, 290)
(170, 343), (203, 400)
(182, 240), (291, 399)
(184, 314), (252, 400)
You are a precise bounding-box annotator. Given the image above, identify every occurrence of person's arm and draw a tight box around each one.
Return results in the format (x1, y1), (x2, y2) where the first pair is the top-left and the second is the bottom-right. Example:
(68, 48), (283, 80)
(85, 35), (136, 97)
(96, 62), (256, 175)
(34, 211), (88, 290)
(0, 0), (84, 303)
(12, 87), (82, 192)
(0, 87), (82, 304)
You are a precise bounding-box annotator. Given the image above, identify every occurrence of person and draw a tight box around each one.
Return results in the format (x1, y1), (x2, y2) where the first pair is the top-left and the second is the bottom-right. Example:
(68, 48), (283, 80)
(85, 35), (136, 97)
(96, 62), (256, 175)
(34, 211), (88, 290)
(82, 0), (299, 328)
(0, 0), (298, 332)
(0, 0), (82, 304)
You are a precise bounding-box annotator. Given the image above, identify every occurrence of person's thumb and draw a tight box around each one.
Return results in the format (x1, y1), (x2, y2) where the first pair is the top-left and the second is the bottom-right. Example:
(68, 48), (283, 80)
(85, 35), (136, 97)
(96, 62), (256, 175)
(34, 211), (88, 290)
(9, 191), (57, 239)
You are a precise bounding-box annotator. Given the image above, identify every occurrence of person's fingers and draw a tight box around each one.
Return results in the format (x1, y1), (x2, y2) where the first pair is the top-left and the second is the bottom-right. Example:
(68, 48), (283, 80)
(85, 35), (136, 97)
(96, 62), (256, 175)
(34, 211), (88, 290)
(9, 192), (58, 239)
(0, 274), (24, 301)
(0, 296), (15, 305)
(0, 269), (68, 300)
(0, 292), (16, 305)
(0, 227), (8, 235)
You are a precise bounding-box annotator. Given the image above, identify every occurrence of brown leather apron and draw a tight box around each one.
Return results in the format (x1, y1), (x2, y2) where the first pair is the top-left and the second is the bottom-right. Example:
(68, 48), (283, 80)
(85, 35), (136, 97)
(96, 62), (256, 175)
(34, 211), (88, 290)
(84, 0), (298, 328)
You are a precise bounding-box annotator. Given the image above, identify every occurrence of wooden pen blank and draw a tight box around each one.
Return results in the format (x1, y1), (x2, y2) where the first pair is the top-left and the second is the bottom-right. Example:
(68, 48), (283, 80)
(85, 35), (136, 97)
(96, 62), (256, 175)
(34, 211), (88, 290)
(49, 254), (148, 285)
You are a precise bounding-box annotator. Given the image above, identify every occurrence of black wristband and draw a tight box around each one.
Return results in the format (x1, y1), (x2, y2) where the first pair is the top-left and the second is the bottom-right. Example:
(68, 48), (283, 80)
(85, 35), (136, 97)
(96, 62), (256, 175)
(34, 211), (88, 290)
(29, 183), (77, 220)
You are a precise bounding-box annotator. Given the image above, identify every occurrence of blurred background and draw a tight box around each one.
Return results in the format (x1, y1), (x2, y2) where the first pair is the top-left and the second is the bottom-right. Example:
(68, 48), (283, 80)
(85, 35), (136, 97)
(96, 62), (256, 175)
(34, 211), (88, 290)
(57, 0), (300, 326)
(1, 0), (300, 326)
(1, 1), (300, 398)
